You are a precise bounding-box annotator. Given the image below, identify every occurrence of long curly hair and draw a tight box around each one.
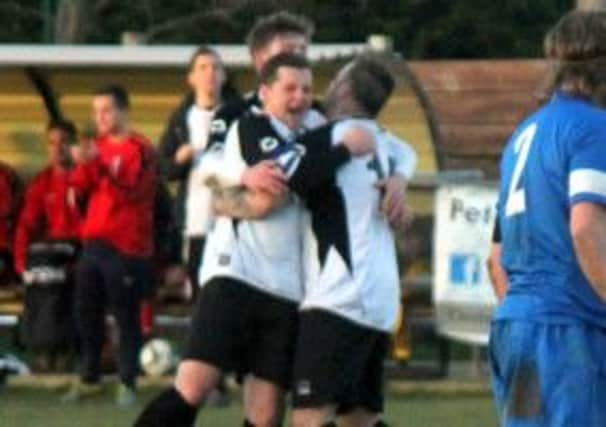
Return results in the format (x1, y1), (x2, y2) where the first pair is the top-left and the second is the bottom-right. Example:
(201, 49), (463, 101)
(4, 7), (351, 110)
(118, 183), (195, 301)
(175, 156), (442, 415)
(541, 11), (606, 107)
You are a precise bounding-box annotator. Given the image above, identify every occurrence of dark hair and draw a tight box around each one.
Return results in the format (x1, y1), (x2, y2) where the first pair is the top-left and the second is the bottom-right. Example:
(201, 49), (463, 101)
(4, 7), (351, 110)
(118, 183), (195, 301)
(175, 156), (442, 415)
(347, 56), (395, 117)
(188, 45), (221, 71)
(258, 53), (310, 85)
(541, 11), (606, 106)
(47, 118), (77, 140)
(94, 84), (130, 110)
(246, 11), (313, 54)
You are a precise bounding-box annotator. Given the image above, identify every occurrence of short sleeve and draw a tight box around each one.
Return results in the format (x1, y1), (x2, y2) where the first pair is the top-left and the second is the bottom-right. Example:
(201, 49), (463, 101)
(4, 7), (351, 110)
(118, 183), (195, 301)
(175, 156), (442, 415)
(568, 127), (606, 206)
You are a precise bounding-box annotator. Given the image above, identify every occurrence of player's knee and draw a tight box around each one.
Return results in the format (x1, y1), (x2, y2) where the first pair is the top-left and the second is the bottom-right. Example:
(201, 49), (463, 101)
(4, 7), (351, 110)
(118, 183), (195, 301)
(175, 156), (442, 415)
(247, 409), (282, 427)
(174, 360), (220, 406)
(292, 410), (333, 427)
(291, 412), (308, 427)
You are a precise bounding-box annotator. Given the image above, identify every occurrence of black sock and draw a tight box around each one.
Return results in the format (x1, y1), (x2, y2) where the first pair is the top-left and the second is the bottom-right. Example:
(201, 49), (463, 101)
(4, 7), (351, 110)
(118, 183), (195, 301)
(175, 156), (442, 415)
(133, 387), (197, 427)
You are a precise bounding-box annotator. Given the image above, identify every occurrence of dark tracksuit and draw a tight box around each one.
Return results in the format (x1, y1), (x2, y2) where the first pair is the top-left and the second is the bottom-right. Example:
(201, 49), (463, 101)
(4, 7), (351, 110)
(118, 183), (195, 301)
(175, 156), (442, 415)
(71, 132), (156, 387)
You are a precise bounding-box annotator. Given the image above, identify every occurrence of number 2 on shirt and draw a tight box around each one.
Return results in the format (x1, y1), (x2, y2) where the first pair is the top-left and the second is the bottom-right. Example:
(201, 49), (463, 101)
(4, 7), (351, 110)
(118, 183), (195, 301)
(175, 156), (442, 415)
(505, 123), (537, 217)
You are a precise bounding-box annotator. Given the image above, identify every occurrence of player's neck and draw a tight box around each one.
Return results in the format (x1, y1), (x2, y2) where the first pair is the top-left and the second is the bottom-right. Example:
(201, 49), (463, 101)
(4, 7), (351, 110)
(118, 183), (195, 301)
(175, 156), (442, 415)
(105, 127), (130, 143)
(328, 102), (368, 121)
(195, 92), (220, 110)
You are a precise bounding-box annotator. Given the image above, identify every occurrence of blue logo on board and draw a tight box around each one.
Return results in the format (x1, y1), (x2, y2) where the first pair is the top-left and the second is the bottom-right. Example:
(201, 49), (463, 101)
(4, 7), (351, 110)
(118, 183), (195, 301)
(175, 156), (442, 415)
(449, 253), (481, 287)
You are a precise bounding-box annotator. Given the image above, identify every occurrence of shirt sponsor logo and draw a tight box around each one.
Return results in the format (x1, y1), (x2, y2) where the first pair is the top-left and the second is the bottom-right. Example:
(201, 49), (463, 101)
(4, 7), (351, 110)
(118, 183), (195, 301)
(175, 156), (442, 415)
(210, 119), (227, 135)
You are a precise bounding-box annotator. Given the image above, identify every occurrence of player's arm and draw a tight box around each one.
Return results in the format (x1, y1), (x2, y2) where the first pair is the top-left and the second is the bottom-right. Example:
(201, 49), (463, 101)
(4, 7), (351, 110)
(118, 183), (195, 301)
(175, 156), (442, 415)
(571, 202), (606, 302)
(208, 120), (375, 219)
(201, 120), (288, 219)
(14, 179), (45, 275)
(284, 122), (375, 197)
(486, 217), (508, 302)
(158, 107), (192, 181)
(377, 135), (418, 230)
(569, 133), (606, 302)
(208, 179), (287, 220)
(198, 122), (287, 196)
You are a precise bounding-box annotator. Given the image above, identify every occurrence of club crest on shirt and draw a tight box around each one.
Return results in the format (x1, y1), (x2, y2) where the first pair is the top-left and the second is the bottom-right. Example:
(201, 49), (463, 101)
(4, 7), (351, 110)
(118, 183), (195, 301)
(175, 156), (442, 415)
(260, 136), (279, 153)
(210, 119), (227, 135)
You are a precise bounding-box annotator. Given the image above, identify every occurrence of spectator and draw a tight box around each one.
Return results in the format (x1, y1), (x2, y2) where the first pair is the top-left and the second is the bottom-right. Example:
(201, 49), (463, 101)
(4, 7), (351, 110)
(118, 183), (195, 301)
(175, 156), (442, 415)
(0, 161), (22, 285)
(63, 85), (157, 407)
(158, 45), (238, 294)
(14, 118), (84, 370)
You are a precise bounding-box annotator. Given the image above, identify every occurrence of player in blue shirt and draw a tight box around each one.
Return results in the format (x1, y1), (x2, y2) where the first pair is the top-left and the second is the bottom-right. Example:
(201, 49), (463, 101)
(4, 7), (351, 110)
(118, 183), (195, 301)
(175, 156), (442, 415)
(490, 11), (606, 427)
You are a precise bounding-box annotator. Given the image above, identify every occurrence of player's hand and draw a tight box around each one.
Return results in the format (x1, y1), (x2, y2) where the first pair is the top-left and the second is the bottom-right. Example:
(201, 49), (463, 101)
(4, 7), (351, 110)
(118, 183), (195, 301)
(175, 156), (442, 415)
(341, 125), (376, 156)
(70, 140), (97, 164)
(241, 160), (288, 197)
(376, 175), (413, 230)
(175, 143), (194, 164)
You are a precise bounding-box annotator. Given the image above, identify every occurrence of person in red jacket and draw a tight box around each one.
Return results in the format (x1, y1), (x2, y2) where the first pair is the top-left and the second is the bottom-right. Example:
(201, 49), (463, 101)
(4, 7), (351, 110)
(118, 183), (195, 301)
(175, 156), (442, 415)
(14, 118), (84, 370)
(14, 119), (83, 275)
(0, 161), (22, 285)
(63, 85), (157, 407)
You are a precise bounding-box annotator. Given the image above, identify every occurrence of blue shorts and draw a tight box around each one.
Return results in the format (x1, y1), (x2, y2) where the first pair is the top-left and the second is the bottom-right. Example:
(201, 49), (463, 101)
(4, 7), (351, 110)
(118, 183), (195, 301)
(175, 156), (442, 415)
(489, 320), (606, 427)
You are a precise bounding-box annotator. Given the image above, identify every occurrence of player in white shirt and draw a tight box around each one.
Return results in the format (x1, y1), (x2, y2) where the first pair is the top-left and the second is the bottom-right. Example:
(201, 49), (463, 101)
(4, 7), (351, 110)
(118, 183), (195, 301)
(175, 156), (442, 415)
(290, 56), (417, 427)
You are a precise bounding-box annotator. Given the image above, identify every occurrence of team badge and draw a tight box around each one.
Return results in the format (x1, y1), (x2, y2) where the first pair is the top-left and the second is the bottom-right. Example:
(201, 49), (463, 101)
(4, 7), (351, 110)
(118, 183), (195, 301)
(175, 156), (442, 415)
(260, 136), (279, 152)
(210, 119), (227, 135)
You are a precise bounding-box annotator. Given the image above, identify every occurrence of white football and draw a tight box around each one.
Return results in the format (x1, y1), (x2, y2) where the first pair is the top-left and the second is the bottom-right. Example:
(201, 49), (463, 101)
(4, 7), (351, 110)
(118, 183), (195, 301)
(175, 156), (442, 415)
(139, 338), (175, 377)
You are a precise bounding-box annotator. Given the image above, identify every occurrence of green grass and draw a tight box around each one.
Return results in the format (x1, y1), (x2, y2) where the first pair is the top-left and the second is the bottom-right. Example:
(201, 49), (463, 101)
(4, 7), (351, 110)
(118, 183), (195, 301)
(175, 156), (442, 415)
(0, 385), (497, 427)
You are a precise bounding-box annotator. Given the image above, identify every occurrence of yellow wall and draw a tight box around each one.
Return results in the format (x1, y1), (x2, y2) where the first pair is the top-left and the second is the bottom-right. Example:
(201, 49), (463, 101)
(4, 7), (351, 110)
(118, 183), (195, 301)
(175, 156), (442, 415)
(0, 64), (437, 203)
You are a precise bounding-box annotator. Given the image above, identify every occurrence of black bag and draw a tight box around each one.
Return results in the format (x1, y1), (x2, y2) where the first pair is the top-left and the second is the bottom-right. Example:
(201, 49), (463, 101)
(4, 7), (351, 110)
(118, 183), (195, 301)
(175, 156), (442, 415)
(20, 240), (79, 352)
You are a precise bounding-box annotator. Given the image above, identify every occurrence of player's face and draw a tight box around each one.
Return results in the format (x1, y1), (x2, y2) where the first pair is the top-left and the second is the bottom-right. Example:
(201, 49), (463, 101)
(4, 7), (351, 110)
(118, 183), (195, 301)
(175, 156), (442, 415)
(261, 66), (312, 129)
(254, 33), (308, 72)
(92, 95), (126, 137)
(188, 53), (226, 100)
(47, 128), (71, 168)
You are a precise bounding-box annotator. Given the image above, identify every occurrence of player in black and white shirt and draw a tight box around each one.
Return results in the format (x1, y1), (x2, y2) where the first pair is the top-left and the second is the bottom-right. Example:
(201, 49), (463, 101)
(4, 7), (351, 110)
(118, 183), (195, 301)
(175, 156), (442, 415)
(290, 57), (417, 427)
(133, 53), (374, 427)
(228, 56), (417, 427)
(212, 56), (416, 427)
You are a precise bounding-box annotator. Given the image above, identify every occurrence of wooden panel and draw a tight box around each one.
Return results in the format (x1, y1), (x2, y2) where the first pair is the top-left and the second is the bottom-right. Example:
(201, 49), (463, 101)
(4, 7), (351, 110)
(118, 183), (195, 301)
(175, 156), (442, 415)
(408, 60), (547, 92)
(440, 124), (515, 156)
(443, 155), (502, 179)
(426, 90), (539, 125)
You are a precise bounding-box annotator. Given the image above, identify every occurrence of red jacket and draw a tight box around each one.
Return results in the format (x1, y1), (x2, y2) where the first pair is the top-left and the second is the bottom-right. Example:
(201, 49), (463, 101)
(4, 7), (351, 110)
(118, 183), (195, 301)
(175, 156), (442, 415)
(14, 167), (84, 274)
(72, 132), (157, 258)
(0, 163), (22, 252)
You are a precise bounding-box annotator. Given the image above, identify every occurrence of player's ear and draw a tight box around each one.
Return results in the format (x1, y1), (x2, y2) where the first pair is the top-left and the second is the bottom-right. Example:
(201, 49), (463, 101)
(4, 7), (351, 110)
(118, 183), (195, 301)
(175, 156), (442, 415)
(187, 70), (196, 88)
(259, 84), (270, 102)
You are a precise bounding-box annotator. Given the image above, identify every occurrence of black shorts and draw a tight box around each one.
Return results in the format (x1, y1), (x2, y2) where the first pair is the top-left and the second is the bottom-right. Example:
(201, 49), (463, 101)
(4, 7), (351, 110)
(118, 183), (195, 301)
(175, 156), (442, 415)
(292, 309), (389, 414)
(182, 277), (298, 389)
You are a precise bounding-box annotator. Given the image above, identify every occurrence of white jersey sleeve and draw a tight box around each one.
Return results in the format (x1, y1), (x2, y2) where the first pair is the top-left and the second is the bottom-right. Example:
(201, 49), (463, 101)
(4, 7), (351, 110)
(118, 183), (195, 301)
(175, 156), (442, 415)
(385, 132), (417, 180)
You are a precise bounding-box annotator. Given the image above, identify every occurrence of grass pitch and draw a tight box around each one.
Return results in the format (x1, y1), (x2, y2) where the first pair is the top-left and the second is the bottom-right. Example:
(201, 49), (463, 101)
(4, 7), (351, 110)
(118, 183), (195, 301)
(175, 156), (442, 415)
(1, 382), (497, 427)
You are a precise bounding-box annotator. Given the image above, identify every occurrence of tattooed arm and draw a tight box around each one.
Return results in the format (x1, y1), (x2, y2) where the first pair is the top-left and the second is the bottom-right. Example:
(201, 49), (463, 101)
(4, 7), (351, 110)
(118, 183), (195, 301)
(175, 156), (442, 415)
(207, 177), (287, 220)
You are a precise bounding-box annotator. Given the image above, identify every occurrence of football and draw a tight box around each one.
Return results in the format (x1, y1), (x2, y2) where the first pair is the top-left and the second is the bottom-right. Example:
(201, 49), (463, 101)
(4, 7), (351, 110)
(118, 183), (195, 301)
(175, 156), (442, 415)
(139, 338), (175, 377)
